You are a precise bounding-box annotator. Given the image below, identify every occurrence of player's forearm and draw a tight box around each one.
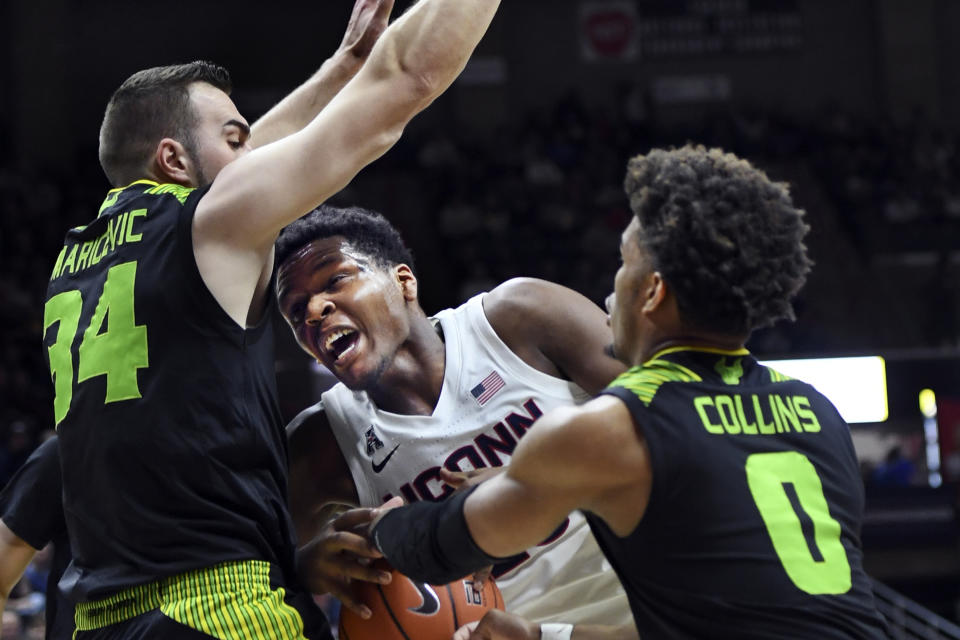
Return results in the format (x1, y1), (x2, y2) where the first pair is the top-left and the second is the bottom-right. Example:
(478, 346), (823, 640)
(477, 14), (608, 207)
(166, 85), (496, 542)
(249, 54), (361, 148)
(0, 522), (36, 604)
(192, 0), (500, 255)
(369, 0), (500, 98)
(372, 488), (513, 585)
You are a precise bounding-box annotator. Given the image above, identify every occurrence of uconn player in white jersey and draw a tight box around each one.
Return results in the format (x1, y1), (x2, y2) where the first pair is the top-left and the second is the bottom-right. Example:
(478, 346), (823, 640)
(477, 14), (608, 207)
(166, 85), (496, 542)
(276, 205), (637, 638)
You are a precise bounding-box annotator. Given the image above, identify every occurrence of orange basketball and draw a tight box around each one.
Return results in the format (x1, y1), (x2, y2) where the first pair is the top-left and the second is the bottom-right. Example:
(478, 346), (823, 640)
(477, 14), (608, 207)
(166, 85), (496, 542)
(338, 562), (504, 640)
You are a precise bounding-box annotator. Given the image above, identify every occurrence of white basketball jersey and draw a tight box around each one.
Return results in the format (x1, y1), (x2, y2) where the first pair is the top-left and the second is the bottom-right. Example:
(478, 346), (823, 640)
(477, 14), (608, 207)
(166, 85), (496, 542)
(322, 294), (633, 625)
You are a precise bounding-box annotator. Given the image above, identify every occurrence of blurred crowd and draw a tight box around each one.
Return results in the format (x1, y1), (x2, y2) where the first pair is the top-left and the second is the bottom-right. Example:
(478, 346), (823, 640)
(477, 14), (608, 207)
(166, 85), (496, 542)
(3, 90), (960, 634)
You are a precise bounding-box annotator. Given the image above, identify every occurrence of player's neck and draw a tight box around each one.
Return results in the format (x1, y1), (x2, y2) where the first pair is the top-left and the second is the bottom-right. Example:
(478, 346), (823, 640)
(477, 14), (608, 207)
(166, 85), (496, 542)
(368, 317), (446, 416)
(639, 333), (747, 365)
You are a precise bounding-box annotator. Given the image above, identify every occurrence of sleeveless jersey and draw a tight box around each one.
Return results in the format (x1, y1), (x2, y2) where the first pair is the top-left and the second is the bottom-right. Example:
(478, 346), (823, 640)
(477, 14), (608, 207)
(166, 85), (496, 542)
(322, 294), (633, 625)
(593, 347), (889, 639)
(42, 181), (299, 602)
(0, 437), (73, 639)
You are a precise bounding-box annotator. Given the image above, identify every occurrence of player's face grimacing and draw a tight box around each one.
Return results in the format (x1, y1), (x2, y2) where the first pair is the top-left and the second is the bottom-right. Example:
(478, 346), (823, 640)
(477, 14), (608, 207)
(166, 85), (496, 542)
(277, 236), (414, 389)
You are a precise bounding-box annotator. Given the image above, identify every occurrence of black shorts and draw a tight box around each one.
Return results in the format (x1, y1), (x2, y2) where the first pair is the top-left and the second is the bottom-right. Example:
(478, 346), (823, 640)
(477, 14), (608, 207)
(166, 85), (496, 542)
(75, 609), (220, 639)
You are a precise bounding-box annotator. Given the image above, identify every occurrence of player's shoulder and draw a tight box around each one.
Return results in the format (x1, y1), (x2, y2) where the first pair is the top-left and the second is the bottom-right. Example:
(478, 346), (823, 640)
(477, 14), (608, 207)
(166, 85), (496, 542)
(484, 278), (591, 327)
(485, 277), (569, 309)
(604, 360), (704, 407)
(101, 180), (196, 213)
(285, 400), (331, 442)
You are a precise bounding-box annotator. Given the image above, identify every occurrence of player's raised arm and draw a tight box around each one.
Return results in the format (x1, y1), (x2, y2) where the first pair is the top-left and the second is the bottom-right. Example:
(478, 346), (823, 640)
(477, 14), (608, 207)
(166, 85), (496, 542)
(483, 278), (626, 395)
(195, 0), (500, 251)
(365, 396), (652, 585)
(194, 0), (499, 326)
(249, 0), (395, 147)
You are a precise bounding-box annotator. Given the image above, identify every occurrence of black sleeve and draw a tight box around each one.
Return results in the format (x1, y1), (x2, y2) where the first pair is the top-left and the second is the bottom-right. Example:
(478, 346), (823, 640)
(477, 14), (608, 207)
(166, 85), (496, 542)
(372, 488), (519, 585)
(0, 437), (65, 550)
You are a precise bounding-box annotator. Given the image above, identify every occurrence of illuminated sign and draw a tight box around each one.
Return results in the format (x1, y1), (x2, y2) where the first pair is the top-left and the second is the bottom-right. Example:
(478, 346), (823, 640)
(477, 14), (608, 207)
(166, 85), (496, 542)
(759, 356), (888, 424)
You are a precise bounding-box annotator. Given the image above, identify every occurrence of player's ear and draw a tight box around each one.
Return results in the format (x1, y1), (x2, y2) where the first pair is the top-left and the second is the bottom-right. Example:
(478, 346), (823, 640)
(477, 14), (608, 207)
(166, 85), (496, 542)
(395, 264), (418, 301)
(154, 137), (195, 185)
(641, 271), (667, 314)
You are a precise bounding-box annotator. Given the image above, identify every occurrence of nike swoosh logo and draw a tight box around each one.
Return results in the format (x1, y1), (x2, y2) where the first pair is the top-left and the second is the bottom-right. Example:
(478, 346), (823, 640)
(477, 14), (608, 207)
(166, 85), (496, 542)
(406, 578), (440, 615)
(371, 444), (400, 473)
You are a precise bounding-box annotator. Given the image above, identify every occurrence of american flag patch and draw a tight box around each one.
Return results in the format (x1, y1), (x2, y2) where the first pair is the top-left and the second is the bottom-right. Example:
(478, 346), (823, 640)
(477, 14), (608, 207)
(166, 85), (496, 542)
(471, 371), (505, 406)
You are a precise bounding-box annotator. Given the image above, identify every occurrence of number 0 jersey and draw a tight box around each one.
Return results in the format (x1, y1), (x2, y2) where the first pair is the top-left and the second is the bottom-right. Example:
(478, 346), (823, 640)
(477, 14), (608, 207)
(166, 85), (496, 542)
(322, 293), (634, 625)
(593, 347), (888, 639)
(42, 181), (299, 603)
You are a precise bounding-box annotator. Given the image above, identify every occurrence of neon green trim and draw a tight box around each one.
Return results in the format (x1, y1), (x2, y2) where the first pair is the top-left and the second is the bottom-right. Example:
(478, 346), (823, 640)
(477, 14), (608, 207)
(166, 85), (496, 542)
(106, 179), (159, 194)
(75, 560), (306, 639)
(768, 368), (794, 383)
(145, 182), (195, 204)
(646, 345), (750, 363)
(99, 180), (160, 217)
(609, 359), (703, 406)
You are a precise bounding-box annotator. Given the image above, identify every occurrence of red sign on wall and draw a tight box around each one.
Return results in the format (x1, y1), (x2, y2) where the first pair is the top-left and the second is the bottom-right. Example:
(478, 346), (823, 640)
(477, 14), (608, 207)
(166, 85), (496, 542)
(580, 1), (639, 62)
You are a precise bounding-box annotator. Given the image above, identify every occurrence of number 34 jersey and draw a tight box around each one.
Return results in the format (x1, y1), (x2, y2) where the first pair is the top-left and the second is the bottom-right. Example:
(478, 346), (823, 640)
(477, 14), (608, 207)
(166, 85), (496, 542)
(43, 182), (296, 602)
(322, 294), (634, 625)
(593, 347), (888, 639)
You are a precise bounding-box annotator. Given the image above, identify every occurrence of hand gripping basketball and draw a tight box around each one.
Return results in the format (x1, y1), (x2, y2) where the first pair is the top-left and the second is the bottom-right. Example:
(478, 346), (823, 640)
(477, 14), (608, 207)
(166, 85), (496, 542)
(338, 561), (505, 640)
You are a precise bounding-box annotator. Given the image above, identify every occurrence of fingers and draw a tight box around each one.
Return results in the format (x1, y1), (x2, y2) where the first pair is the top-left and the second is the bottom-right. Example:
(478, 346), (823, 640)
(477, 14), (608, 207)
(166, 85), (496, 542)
(340, 0), (395, 58)
(331, 506), (378, 527)
(464, 610), (540, 640)
(335, 587), (374, 621)
(375, 0), (396, 21)
(331, 506), (380, 532)
(440, 467), (469, 488)
(380, 495), (404, 509)
(453, 621), (480, 640)
(472, 565), (493, 588)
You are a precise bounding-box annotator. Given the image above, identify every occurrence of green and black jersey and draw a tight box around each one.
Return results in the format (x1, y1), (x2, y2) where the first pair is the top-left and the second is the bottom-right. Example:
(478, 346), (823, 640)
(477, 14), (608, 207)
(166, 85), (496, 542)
(0, 437), (73, 639)
(592, 346), (888, 639)
(42, 181), (298, 603)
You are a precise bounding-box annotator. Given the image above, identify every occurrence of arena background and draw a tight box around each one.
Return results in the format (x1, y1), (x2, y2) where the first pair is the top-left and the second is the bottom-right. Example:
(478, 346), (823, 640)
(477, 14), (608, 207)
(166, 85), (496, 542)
(2, 0), (960, 635)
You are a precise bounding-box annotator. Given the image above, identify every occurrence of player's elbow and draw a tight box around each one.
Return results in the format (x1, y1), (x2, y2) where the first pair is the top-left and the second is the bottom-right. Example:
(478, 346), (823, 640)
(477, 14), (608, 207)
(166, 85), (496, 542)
(369, 35), (444, 103)
(361, 75), (436, 157)
(391, 66), (443, 116)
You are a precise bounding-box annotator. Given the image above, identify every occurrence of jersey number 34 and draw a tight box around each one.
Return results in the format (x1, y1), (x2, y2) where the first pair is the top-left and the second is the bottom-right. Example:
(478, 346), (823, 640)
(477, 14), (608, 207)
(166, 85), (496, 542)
(43, 261), (149, 425)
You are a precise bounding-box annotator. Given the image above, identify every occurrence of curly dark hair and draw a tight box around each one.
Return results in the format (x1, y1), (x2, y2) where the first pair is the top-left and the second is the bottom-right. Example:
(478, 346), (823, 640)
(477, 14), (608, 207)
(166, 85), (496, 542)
(99, 61), (232, 187)
(276, 204), (415, 273)
(624, 145), (812, 336)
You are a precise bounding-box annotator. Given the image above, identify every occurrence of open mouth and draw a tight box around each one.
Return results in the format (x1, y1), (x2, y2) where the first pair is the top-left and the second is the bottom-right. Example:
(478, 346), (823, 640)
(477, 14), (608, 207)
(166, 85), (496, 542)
(324, 328), (359, 363)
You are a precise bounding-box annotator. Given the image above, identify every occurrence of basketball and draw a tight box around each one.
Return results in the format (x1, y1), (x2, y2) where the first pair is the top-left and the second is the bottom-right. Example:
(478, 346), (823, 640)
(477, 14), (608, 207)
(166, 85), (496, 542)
(338, 562), (504, 640)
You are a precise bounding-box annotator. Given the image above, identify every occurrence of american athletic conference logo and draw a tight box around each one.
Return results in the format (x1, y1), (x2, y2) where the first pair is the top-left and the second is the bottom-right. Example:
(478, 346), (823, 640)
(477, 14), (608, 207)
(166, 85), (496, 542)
(365, 425), (385, 455)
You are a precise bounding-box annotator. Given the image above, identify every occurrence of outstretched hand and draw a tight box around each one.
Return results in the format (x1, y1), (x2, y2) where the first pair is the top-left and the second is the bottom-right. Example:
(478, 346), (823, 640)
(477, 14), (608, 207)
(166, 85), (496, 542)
(337, 0), (396, 63)
(296, 504), (396, 619)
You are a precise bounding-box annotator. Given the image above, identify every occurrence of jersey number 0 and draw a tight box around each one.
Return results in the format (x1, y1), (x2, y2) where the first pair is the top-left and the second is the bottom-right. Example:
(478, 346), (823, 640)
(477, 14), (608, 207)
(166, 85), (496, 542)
(746, 451), (852, 595)
(43, 261), (149, 425)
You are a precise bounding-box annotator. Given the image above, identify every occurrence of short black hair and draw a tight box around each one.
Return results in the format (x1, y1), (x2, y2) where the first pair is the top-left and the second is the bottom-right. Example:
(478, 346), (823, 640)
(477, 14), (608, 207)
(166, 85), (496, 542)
(624, 144), (812, 336)
(99, 61), (232, 187)
(276, 204), (415, 273)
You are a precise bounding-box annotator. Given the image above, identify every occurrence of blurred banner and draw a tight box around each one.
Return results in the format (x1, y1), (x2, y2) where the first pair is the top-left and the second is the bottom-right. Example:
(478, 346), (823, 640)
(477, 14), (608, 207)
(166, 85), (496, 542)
(637, 0), (804, 57)
(579, 1), (640, 62)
